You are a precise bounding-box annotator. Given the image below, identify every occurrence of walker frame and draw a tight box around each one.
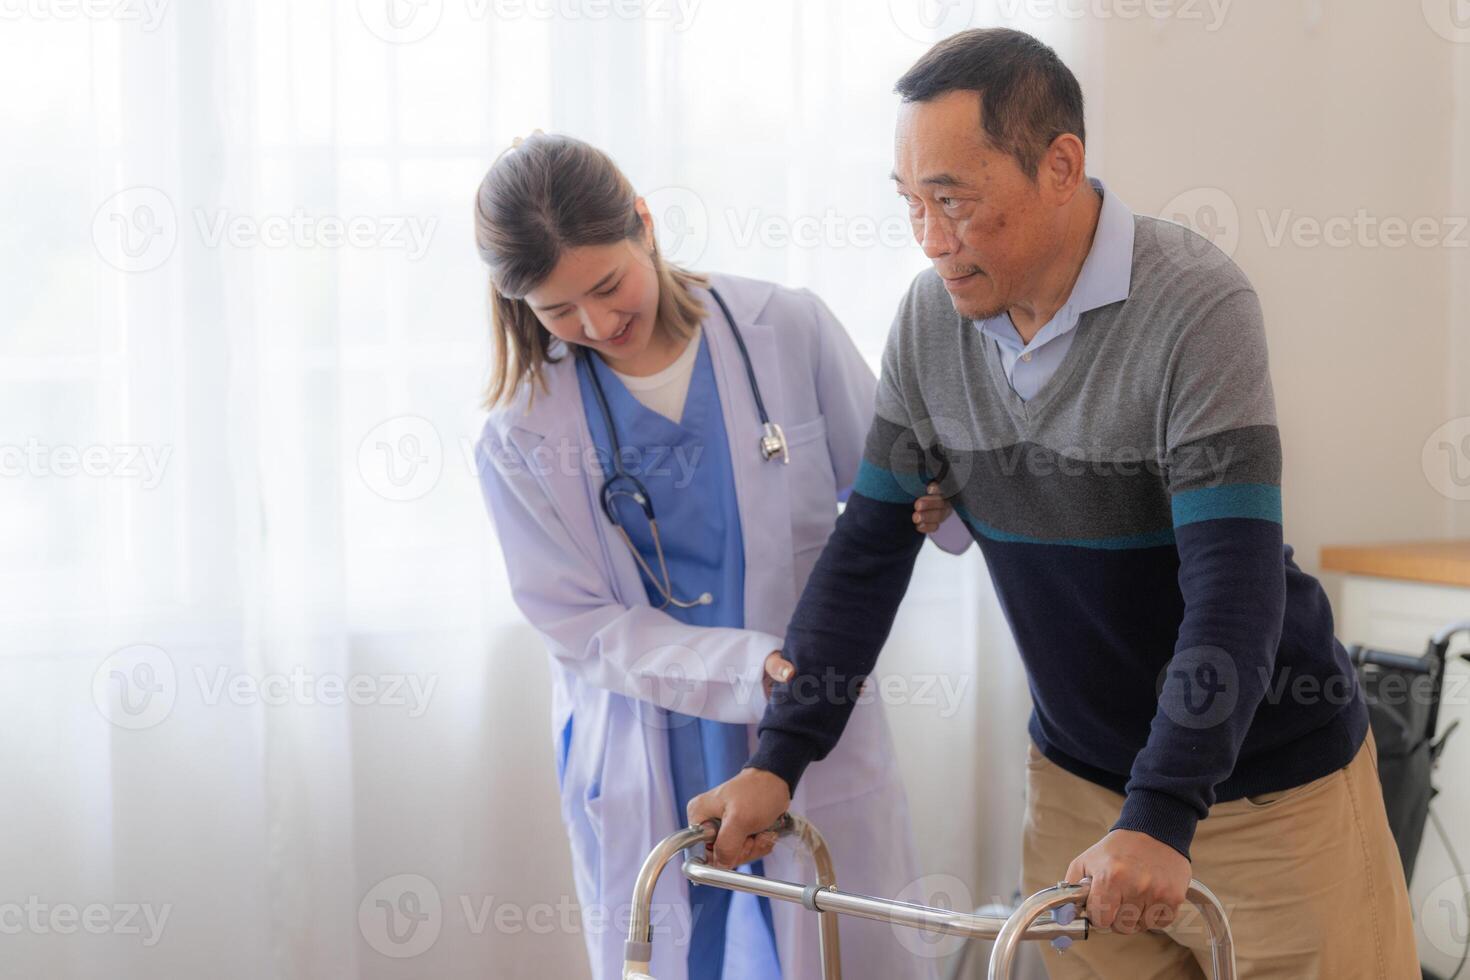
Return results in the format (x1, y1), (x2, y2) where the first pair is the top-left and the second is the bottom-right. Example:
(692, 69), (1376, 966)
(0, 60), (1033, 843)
(621, 813), (1236, 980)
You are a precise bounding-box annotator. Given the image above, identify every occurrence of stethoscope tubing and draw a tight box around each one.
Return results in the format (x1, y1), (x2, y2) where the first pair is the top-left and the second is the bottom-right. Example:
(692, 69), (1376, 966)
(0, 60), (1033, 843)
(579, 285), (776, 609)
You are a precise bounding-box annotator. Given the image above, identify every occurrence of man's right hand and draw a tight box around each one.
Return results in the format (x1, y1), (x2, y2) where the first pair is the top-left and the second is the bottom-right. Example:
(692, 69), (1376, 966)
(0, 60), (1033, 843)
(687, 767), (791, 869)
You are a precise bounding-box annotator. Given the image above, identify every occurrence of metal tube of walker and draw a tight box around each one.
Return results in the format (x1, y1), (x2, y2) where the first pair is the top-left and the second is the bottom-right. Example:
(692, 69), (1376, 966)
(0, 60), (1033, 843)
(986, 878), (1237, 980)
(624, 813), (1235, 979)
(621, 813), (841, 980)
(681, 862), (1086, 943)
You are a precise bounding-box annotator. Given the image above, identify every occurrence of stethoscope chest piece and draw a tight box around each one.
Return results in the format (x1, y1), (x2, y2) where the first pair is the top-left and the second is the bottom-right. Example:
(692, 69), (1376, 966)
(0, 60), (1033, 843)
(760, 422), (789, 464)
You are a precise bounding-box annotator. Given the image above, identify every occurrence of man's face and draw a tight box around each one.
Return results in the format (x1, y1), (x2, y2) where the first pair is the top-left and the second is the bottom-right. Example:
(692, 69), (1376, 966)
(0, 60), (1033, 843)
(893, 89), (1059, 321)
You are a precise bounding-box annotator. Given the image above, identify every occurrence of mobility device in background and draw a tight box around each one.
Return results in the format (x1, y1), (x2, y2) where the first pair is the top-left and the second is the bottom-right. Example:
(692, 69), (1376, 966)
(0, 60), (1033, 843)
(1349, 620), (1470, 980)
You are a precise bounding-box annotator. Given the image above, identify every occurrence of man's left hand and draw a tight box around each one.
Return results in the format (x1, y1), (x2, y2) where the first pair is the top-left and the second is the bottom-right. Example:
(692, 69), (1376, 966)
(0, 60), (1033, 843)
(1064, 829), (1191, 934)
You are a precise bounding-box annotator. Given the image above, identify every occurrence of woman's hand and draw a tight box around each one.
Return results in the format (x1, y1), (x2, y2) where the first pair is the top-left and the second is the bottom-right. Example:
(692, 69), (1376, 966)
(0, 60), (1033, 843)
(765, 650), (870, 700)
(912, 483), (952, 533)
(763, 651), (795, 699)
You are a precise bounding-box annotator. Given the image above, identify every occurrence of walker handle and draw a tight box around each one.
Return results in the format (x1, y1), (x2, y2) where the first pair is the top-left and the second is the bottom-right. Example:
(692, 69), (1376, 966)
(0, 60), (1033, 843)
(623, 813), (839, 980)
(692, 814), (791, 858)
(625, 816), (1234, 980)
(987, 878), (1237, 979)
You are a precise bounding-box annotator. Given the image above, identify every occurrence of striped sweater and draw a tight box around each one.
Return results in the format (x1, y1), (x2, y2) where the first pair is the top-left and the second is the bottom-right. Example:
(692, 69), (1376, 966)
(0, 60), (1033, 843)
(747, 216), (1368, 858)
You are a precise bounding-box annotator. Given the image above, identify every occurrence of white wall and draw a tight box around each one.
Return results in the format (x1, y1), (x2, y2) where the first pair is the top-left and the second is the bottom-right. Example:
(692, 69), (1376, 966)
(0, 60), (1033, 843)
(1453, 39), (1470, 539)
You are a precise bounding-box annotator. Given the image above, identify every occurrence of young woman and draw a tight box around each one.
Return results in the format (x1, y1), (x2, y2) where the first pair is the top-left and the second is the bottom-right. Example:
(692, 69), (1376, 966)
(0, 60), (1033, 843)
(472, 132), (966, 980)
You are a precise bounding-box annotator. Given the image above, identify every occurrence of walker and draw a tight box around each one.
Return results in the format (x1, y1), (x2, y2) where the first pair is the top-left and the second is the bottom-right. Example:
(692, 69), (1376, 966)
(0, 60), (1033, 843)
(622, 813), (1236, 980)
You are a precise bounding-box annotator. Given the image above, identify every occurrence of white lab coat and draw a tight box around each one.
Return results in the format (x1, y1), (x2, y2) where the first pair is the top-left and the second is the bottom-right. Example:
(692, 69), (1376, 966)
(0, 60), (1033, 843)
(476, 272), (968, 980)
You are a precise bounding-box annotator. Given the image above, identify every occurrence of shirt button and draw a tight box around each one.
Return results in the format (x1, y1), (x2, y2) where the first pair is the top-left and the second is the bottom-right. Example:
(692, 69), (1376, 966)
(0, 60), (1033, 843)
(1021, 352), (1033, 362)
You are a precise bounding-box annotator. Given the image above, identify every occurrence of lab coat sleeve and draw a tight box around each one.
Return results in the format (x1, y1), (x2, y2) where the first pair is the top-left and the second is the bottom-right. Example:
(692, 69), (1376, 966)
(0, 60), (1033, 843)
(927, 510), (972, 554)
(798, 288), (971, 556)
(476, 426), (779, 725)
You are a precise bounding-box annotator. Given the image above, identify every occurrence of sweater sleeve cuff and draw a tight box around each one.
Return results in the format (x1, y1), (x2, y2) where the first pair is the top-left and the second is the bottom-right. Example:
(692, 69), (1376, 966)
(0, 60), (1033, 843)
(1112, 789), (1200, 861)
(745, 730), (819, 796)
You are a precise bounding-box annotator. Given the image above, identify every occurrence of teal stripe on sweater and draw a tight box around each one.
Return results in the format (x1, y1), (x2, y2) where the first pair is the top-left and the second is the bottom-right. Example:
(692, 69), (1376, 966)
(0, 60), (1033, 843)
(853, 460), (921, 504)
(858, 460), (1179, 549)
(1171, 483), (1282, 527)
(956, 507), (1177, 550)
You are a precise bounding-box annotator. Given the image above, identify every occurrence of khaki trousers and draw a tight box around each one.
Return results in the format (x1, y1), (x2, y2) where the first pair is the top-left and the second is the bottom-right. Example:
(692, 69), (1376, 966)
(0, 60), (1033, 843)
(1020, 730), (1419, 979)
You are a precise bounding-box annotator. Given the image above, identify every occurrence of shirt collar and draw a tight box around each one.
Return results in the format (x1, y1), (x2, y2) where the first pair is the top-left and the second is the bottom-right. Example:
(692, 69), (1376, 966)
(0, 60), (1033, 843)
(975, 177), (1134, 348)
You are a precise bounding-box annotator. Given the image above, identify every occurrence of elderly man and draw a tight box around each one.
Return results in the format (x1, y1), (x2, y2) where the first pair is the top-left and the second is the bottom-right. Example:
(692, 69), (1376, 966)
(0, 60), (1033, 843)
(690, 27), (1417, 979)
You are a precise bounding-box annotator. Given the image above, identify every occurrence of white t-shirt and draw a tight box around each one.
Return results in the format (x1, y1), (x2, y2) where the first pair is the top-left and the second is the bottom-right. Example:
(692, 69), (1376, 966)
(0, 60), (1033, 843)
(609, 325), (702, 424)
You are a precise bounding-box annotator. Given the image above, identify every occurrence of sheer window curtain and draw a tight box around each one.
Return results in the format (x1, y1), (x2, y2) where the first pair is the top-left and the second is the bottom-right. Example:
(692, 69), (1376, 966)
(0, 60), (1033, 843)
(2, 3), (1079, 977)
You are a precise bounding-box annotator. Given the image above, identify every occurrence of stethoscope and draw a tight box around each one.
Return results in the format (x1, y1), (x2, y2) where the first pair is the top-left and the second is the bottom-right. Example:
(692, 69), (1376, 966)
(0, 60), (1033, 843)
(579, 286), (787, 610)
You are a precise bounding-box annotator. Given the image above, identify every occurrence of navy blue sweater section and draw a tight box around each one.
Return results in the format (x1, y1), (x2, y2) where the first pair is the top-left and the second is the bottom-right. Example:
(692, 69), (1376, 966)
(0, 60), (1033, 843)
(748, 484), (1367, 859)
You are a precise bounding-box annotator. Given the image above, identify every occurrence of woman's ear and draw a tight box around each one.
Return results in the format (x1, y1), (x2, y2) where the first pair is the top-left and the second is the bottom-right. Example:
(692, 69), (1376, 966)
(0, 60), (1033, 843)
(633, 196), (656, 252)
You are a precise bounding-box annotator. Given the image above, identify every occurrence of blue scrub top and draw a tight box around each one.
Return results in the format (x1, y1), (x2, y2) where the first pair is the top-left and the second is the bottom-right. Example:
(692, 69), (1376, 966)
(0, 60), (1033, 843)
(576, 330), (780, 980)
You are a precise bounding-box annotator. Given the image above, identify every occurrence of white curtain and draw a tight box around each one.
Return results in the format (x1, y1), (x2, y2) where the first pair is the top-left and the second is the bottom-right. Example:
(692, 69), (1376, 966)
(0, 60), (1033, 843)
(1, 2), (1080, 977)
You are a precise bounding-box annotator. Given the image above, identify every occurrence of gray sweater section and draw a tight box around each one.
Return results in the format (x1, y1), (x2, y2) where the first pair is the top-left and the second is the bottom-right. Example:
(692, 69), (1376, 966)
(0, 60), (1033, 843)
(870, 214), (1281, 539)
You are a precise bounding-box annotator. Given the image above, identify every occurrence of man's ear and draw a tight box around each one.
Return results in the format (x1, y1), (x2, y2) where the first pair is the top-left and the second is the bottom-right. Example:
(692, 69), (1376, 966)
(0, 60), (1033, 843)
(1039, 134), (1087, 206)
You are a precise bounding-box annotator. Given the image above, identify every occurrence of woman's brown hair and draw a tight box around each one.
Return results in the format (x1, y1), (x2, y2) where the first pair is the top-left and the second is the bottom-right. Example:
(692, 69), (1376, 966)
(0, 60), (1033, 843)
(473, 132), (708, 407)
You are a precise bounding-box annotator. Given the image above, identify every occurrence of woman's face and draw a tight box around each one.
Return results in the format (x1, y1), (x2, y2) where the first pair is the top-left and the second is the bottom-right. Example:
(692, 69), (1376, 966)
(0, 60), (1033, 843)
(522, 202), (665, 372)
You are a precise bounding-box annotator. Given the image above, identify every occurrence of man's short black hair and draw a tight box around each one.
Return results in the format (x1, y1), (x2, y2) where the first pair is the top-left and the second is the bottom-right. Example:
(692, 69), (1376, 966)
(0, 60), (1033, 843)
(894, 28), (1085, 179)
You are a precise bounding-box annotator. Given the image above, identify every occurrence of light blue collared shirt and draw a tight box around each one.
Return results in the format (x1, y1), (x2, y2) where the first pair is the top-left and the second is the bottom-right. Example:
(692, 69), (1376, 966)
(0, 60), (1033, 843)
(975, 177), (1134, 401)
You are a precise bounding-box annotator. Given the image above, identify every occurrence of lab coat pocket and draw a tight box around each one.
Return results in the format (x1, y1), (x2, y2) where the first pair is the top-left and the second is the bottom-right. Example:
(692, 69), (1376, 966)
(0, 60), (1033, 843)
(555, 712), (573, 791)
(582, 783), (605, 851)
(581, 735), (608, 836)
(554, 716), (610, 916)
(782, 415), (839, 558)
(579, 725), (613, 901)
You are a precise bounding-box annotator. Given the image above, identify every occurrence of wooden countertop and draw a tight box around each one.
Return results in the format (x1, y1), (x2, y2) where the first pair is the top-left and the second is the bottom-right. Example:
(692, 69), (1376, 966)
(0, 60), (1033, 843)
(1320, 541), (1470, 589)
